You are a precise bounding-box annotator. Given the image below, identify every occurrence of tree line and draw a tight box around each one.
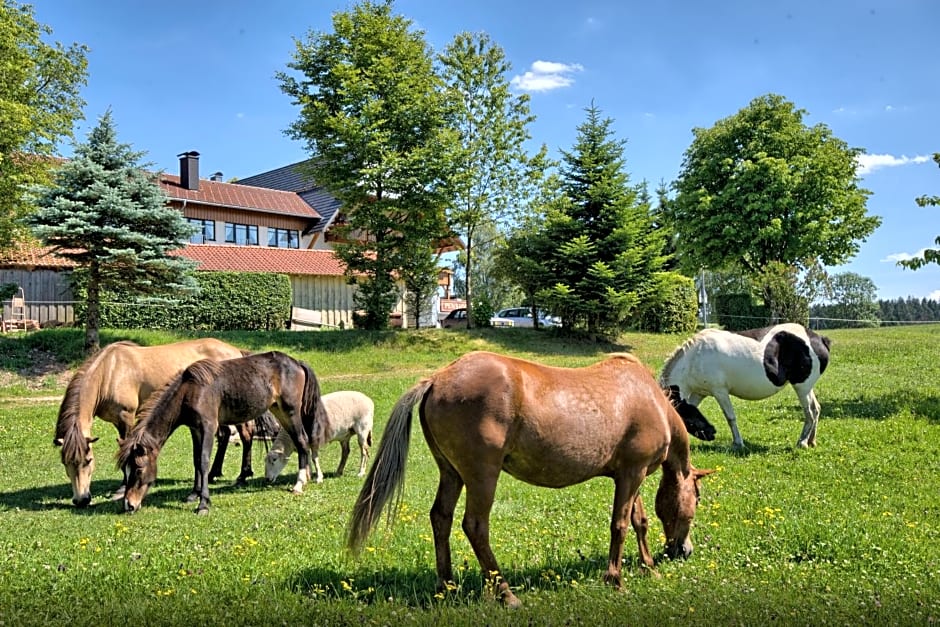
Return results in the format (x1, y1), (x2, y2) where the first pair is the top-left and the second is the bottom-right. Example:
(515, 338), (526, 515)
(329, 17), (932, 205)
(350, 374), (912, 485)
(8, 0), (936, 352)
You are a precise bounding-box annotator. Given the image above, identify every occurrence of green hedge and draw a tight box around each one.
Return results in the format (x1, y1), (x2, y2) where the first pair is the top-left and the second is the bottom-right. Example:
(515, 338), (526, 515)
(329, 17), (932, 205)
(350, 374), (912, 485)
(79, 272), (292, 331)
(634, 272), (699, 334)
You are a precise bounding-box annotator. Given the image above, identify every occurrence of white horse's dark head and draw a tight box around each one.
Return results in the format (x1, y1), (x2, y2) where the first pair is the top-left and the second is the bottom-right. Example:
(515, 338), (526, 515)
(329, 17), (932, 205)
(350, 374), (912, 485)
(666, 386), (716, 441)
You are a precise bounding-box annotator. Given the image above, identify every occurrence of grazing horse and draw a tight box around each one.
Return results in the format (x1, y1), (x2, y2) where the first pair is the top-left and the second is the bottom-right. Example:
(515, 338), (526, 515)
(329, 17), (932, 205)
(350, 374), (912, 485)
(346, 351), (712, 608)
(265, 390), (374, 487)
(117, 351), (330, 514)
(660, 323), (832, 448)
(53, 338), (260, 508)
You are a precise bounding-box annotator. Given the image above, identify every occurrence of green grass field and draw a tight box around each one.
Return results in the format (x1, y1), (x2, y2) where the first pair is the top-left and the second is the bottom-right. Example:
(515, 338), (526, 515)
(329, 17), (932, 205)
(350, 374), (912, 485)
(0, 325), (938, 625)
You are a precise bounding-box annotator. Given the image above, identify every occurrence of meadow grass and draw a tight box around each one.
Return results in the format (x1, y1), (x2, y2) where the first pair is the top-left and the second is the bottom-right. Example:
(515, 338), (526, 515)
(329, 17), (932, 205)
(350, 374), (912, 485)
(0, 325), (938, 625)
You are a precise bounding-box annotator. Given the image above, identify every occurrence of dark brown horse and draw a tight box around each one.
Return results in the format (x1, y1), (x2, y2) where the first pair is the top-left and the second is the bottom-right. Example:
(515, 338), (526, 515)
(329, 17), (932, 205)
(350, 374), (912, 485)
(117, 351), (330, 514)
(53, 338), (260, 507)
(347, 351), (712, 608)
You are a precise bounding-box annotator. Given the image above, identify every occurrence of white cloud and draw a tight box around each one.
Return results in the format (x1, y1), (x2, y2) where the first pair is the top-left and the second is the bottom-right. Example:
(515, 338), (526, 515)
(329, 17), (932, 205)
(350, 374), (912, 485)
(929, 290), (940, 301)
(882, 249), (928, 263)
(511, 60), (584, 92)
(856, 153), (930, 175)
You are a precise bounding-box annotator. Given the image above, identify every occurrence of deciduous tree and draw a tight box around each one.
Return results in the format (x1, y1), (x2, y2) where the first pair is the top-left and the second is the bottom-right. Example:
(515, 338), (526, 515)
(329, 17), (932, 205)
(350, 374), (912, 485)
(278, 0), (455, 329)
(899, 152), (940, 270)
(25, 112), (197, 353)
(668, 93), (880, 319)
(0, 0), (87, 249)
(438, 31), (543, 328)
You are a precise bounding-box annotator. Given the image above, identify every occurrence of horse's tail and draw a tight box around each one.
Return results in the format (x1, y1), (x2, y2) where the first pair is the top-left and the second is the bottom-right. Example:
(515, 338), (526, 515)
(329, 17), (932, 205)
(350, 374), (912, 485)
(346, 378), (433, 555)
(299, 360), (331, 450)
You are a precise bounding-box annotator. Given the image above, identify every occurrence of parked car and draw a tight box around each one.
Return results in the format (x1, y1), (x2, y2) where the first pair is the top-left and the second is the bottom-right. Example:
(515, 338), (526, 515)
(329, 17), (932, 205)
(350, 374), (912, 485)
(494, 307), (559, 328)
(440, 308), (513, 329)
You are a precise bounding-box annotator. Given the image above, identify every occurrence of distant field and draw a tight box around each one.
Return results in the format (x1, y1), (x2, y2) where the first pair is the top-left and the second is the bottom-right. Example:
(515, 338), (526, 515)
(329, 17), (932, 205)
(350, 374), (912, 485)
(0, 325), (938, 625)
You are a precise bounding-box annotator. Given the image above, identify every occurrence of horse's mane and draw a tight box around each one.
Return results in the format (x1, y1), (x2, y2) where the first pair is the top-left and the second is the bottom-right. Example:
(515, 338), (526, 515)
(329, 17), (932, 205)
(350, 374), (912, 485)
(659, 330), (722, 386)
(56, 341), (140, 464)
(184, 359), (225, 386)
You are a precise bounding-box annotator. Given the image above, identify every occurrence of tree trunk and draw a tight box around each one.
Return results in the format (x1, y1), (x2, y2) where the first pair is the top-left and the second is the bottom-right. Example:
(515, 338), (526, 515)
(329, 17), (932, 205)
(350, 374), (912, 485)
(465, 236), (474, 330)
(84, 265), (101, 355)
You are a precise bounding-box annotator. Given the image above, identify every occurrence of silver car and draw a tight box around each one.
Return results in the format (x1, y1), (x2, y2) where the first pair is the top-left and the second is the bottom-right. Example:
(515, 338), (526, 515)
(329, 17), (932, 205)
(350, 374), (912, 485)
(495, 307), (558, 328)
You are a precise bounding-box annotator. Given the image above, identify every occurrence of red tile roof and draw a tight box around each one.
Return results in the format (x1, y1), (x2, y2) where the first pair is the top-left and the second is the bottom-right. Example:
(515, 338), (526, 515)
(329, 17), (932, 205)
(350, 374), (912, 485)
(179, 244), (347, 276)
(0, 241), (77, 270)
(160, 174), (320, 219)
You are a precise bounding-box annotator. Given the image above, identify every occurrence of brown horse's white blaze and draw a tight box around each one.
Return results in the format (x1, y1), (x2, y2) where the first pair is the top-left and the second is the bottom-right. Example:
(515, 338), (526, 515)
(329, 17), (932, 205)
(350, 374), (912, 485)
(660, 323), (832, 448)
(117, 351), (330, 515)
(346, 351), (712, 608)
(54, 338), (258, 508)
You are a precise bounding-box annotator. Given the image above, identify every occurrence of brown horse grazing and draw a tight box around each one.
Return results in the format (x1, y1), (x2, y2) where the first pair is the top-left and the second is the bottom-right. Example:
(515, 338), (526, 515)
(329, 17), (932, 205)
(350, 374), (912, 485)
(117, 351), (330, 514)
(347, 351), (713, 608)
(53, 338), (260, 508)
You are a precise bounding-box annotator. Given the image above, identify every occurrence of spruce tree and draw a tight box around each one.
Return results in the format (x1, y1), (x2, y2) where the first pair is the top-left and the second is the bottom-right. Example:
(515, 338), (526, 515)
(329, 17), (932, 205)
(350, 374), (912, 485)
(26, 111), (197, 353)
(540, 104), (667, 335)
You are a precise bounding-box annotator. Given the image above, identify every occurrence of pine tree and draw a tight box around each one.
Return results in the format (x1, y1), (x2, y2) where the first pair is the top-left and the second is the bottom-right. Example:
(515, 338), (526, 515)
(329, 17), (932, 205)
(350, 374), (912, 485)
(26, 111), (197, 353)
(540, 104), (667, 335)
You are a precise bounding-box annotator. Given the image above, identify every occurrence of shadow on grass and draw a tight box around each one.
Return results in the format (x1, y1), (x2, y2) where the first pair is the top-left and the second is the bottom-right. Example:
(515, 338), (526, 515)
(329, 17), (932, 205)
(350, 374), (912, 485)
(284, 549), (669, 608)
(824, 390), (940, 423)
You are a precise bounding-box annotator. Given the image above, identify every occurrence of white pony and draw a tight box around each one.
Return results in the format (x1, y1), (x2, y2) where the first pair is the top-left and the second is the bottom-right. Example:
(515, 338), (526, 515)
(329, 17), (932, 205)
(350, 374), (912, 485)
(660, 323), (831, 449)
(265, 390), (373, 489)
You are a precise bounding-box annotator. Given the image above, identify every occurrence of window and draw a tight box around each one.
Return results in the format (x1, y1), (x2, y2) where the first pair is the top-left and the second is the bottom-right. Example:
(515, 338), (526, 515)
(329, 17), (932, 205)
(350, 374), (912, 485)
(268, 227), (300, 249)
(188, 218), (215, 244)
(224, 222), (259, 246)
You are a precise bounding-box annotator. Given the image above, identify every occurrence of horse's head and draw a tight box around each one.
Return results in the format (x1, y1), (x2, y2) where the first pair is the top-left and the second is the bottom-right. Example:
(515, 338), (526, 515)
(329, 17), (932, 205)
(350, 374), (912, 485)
(120, 440), (158, 513)
(666, 386), (716, 441)
(264, 449), (289, 482)
(54, 434), (99, 508)
(655, 466), (713, 559)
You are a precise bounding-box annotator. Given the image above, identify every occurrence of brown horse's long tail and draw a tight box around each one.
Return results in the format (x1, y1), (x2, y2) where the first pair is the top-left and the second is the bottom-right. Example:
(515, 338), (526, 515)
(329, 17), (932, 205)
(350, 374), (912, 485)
(346, 379), (432, 555)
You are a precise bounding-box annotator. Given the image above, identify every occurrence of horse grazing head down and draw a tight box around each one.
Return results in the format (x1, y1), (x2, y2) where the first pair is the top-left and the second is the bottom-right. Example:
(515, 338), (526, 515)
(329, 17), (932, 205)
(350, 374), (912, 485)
(117, 432), (161, 513)
(666, 386), (717, 441)
(656, 464), (714, 558)
(54, 431), (99, 508)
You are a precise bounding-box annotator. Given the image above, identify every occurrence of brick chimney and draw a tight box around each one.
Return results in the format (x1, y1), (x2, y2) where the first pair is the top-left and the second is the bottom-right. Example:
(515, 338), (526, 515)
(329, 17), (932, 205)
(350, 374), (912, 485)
(178, 151), (200, 190)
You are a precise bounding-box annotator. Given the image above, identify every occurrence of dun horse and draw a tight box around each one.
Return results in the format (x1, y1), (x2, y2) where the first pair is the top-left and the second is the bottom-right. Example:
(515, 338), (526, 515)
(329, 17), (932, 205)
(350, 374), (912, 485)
(347, 351), (712, 608)
(661, 323), (831, 448)
(53, 338), (260, 507)
(117, 351), (330, 514)
(265, 390), (374, 487)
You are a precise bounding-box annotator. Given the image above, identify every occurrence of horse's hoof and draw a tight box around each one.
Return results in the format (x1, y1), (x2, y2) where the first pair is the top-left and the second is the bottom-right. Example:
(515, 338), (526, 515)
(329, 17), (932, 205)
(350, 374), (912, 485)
(291, 488), (304, 495)
(184, 493), (199, 503)
(196, 508), (210, 516)
(501, 593), (523, 609)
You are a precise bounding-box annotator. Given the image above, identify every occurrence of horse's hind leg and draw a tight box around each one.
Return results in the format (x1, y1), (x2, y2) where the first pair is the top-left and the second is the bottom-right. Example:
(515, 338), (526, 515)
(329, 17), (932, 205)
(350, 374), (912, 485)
(429, 460), (464, 596)
(356, 430), (371, 477)
(208, 427), (229, 484)
(335, 437), (351, 477)
(796, 388), (821, 448)
(713, 391), (745, 448)
(234, 422), (254, 485)
(462, 472), (521, 608)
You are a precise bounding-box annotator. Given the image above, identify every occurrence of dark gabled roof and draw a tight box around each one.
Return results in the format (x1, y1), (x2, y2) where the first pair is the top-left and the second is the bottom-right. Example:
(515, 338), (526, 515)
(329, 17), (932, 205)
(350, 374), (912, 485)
(237, 161), (341, 233)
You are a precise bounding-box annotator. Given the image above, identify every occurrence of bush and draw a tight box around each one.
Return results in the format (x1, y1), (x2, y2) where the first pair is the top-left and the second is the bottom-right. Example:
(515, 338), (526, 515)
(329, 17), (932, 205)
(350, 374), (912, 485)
(77, 271), (292, 331)
(713, 293), (770, 331)
(634, 272), (699, 334)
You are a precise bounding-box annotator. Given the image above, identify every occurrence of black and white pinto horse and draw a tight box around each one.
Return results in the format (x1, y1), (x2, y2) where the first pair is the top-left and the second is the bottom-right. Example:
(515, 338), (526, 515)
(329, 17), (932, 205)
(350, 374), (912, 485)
(661, 323), (831, 448)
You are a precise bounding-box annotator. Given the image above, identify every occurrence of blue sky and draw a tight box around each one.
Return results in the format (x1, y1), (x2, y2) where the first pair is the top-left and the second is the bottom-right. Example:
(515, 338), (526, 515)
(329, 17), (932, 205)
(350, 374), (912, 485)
(33, 0), (940, 301)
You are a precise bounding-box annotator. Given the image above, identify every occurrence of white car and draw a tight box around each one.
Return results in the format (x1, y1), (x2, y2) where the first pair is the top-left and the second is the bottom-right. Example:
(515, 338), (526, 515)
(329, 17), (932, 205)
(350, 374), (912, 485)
(495, 307), (559, 328)
(440, 308), (513, 329)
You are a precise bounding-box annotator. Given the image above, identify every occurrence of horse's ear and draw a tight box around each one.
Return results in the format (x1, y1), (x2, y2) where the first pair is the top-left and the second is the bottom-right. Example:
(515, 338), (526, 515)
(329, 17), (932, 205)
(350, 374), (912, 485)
(87, 436), (100, 444)
(53, 438), (63, 447)
(693, 467), (715, 480)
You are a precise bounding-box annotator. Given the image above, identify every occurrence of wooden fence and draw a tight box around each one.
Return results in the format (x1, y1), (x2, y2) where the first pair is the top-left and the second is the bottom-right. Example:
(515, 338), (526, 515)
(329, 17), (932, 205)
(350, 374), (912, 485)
(0, 269), (75, 326)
